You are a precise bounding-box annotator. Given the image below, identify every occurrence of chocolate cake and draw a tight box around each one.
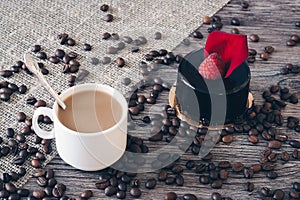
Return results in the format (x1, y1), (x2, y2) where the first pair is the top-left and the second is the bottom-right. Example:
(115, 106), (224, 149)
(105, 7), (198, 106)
(176, 48), (251, 125)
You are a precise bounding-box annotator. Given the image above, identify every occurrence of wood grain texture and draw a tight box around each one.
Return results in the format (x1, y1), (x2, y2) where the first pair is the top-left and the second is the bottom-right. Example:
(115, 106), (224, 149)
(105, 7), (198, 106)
(24, 0), (300, 199)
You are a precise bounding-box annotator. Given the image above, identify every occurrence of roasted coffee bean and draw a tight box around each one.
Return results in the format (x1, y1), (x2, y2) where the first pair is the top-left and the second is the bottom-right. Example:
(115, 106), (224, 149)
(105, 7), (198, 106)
(232, 162), (244, 172)
(290, 189), (300, 199)
(5, 182), (17, 193)
(185, 160), (195, 169)
(231, 17), (240, 26)
(66, 38), (76, 46)
(116, 57), (125, 67)
(273, 189), (285, 200)
(280, 151), (290, 162)
(247, 56), (256, 63)
(18, 84), (27, 94)
(158, 169), (168, 181)
(145, 178), (157, 189)
(248, 49), (257, 56)
(17, 112), (26, 122)
(260, 52), (269, 61)
(231, 27), (240, 34)
(130, 188), (141, 198)
(290, 94), (299, 104)
(267, 152), (278, 162)
(6, 128), (15, 138)
(165, 176), (175, 185)
(199, 175), (209, 184)
(219, 169), (228, 180)
(16, 188), (30, 197)
(244, 182), (254, 192)
(8, 83), (18, 91)
(192, 31), (203, 39)
(194, 164), (206, 174)
(34, 100), (46, 108)
(183, 194), (198, 200)
(153, 32), (162, 39)
(286, 39), (296, 46)
(268, 140), (282, 149)
(250, 164), (261, 173)
(211, 180), (222, 189)
(172, 165), (184, 174)
(0, 70), (13, 78)
(102, 32), (111, 40)
(293, 182), (300, 191)
(264, 46), (275, 54)
(82, 43), (91, 51)
(36, 52), (47, 60)
(100, 3), (109, 11)
(222, 135), (233, 144)
(138, 36), (147, 45)
(37, 176), (48, 187)
(31, 158), (41, 168)
(218, 161), (231, 168)
(260, 187), (272, 197)
(212, 21), (223, 30)
(52, 188), (64, 198)
(165, 192), (177, 200)
(80, 190), (93, 198)
(266, 171), (277, 179)
(262, 162), (275, 171)
(248, 135), (259, 144)
(49, 56), (60, 64)
(243, 168), (254, 178)
(175, 175), (184, 186)
(249, 34), (259, 42)
(290, 140), (300, 148)
(31, 44), (41, 52)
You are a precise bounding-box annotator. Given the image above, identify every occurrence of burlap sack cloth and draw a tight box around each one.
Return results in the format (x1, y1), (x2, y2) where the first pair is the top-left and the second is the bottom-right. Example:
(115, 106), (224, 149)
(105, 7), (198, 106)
(0, 0), (229, 187)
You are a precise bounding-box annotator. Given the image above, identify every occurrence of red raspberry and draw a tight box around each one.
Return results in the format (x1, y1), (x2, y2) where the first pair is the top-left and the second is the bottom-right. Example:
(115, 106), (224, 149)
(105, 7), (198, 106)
(198, 53), (225, 80)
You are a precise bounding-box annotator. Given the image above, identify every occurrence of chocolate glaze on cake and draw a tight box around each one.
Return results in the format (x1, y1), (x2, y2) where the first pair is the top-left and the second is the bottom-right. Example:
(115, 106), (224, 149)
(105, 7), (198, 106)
(176, 49), (250, 124)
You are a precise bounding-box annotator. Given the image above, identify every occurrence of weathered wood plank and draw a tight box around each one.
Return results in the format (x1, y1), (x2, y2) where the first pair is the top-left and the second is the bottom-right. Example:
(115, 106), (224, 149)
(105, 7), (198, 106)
(24, 0), (300, 199)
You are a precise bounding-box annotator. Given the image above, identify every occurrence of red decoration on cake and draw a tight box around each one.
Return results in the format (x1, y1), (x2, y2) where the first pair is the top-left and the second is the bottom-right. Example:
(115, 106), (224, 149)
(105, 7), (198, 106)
(199, 31), (248, 79)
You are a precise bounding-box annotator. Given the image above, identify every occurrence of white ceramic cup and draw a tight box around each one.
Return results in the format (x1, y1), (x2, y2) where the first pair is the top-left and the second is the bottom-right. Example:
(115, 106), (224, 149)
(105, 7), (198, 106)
(32, 83), (127, 171)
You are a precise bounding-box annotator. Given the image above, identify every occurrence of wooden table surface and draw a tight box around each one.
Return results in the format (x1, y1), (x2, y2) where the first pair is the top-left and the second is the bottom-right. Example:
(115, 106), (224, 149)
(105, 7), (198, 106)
(25, 0), (300, 199)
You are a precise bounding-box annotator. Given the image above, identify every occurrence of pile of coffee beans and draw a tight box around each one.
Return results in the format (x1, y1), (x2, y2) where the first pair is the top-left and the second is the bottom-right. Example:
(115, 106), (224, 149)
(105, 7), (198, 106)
(280, 63), (300, 75)
(0, 81), (27, 102)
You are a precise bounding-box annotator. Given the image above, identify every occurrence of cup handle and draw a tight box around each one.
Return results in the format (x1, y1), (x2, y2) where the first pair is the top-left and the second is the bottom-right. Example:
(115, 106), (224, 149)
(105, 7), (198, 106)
(32, 107), (55, 139)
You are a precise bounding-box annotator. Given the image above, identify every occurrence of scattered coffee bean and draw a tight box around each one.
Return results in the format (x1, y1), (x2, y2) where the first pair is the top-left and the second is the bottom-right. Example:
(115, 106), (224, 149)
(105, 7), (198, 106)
(116, 57), (125, 67)
(165, 192), (177, 200)
(231, 17), (240, 26)
(192, 31), (203, 39)
(273, 189), (285, 200)
(102, 56), (111, 64)
(90, 57), (99, 65)
(130, 46), (140, 52)
(76, 69), (89, 82)
(203, 16), (211, 24)
(107, 46), (118, 54)
(34, 100), (46, 108)
(81, 190), (93, 198)
(17, 112), (26, 122)
(248, 135), (259, 144)
(249, 34), (259, 42)
(290, 140), (300, 148)
(222, 135), (233, 144)
(122, 77), (131, 86)
(183, 194), (198, 200)
(100, 4), (109, 12)
(83, 43), (92, 51)
(31, 45), (41, 52)
(18, 85), (27, 94)
(154, 32), (162, 39)
(211, 180), (223, 189)
(49, 56), (60, 64)
(268, 140), (282, 149)
(36, 52), (47, 60)
(231, 28), (240, 34)
(232, 162), (244, 172)
(264, 46), (275, 54)
(102, 32), (111, 40)
(241, 1), (249, 9)
(145, 178), (157, 189)
(130, 188), (141, 198)
(260, 52), (269, 61)
(67, 38), (76, 46)
(266, 171), (278, 179)
(287, 39), (296, 46)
